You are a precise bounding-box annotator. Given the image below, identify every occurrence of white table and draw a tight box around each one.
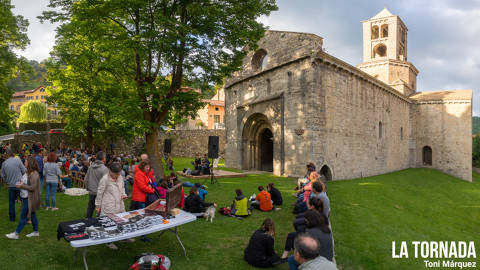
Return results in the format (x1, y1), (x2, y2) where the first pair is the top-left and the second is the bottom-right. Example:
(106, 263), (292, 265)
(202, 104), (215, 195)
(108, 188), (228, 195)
(70, 210), (197, 270)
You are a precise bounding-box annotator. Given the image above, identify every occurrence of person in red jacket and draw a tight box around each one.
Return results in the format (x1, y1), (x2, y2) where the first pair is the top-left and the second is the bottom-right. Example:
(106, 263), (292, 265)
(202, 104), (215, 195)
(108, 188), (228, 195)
(130, 160), (155, 211)
(133, 153), (155, 181)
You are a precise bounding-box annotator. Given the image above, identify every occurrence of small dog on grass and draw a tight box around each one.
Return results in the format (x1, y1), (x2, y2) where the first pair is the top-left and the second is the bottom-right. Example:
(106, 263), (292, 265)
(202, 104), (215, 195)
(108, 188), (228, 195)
(204, 206), (216, 222)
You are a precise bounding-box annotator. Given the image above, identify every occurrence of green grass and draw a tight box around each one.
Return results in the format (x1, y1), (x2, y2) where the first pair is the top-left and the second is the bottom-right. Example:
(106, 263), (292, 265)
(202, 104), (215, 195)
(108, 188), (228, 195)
(0, 160), (478, 269)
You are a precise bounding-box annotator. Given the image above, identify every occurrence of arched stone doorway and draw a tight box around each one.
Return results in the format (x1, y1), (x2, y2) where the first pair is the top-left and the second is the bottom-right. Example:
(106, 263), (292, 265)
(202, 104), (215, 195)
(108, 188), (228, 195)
(242, 113), (274, 172)
(422, 146), (432, 166)
(320, 165), (332, 181)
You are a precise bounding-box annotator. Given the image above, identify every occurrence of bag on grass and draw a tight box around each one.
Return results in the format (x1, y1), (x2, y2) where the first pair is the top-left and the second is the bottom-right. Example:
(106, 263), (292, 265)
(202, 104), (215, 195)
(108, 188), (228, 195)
(219, 207), (232, 216)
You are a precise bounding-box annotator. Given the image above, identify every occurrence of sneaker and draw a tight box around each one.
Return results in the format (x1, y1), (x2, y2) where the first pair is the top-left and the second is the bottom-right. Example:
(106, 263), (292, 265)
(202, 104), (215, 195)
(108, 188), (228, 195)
(45, 207), (51, 210)
(126, 238), (135, 243)
(106, 243), (118, 250)
(5, 232), (19, 240)
(26, 232), (39, 238)
(51, 207), (59, 211)
(274, 208), (281, 211)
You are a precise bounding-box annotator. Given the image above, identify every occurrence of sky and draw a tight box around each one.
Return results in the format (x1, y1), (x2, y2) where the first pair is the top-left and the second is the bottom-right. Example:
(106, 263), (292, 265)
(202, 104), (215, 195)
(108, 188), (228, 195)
(11, 0), (479, 115)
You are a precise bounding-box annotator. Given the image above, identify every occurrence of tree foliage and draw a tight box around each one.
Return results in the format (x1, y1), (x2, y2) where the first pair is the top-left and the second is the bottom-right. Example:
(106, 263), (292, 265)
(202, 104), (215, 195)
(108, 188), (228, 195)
(7, 60), (48, 92)
(41, 0), (277, 178)
(0, 0), (30, 128)
(17, 100), (47, 123)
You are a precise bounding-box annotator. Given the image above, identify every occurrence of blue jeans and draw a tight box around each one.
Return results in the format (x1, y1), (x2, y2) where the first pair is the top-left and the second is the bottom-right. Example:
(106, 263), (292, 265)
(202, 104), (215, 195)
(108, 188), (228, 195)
(46, 182), (58, 207)
(61, 177), (71, 188)
(16, 198), (38, 233)
(288, 255), (300, 270)
(39, 175), (44, 195)
(8, 187), (20, 221)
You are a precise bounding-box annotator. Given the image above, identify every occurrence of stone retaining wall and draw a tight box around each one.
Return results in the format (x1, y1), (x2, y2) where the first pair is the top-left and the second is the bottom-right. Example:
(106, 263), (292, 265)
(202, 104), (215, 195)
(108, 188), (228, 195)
(158, 130), (226, 157)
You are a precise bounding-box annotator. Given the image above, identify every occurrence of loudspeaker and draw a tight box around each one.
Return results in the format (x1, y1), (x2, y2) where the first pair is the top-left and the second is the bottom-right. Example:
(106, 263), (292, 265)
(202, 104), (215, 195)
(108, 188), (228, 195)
(208, 136), (219, 159)
(164, 139), (171, 154)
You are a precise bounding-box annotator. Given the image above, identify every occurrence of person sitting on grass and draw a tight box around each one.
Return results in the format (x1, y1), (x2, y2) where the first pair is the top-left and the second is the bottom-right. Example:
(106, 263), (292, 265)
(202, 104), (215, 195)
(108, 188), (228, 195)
(251, 186), (274, 212)
(195, 182), (208, 201)
(267, 183), (282, 206)
(244, 218), (286, 267)
(293, 197), (324, 233)
(283, 209), (334, 265)
(231, 189), (251, 218)
(184, 185), (215, 215)
(294, 172), (321, 214)
(290, 233), (338, 270)
(309, 181), (330, 219)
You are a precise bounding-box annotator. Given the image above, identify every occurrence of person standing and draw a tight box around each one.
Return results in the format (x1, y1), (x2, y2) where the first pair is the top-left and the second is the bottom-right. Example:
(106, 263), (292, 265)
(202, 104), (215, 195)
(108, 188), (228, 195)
(6, 156), (41, 239)
(95, 162), (128, 249)
(35, 150), (44, 196)
(43, 152), (63, 211)
(85, 151), (108, 218)
(1, 150), (26, 222)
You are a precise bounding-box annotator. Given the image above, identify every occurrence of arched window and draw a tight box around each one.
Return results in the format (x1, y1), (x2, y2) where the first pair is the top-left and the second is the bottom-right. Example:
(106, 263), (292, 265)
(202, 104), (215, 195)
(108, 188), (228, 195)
(381, 24), (388, 38)
(422, 146), (432, 166)
(251, 49), (268, 71)
(378, 121), (383, 138)
(371, 25), (379, 39)
(373, 44), (387, 58)
(320, 165), (333, 181)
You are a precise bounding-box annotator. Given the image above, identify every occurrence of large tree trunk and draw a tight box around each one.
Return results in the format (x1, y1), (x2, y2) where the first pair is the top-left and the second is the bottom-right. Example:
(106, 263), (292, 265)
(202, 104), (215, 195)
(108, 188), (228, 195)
(145, 126), (164, 181)
(86, 125), (93, 150)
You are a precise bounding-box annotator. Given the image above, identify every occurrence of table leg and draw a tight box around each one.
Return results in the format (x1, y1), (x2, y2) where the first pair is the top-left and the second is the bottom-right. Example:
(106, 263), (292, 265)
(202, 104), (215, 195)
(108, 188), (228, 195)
(82, 249), (89, 270)
(173, 226), (187, 257)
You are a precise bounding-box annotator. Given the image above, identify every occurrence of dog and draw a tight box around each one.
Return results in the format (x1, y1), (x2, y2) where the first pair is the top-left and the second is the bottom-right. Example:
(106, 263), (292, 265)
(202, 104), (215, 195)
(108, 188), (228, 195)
(203, 206), (216, 223)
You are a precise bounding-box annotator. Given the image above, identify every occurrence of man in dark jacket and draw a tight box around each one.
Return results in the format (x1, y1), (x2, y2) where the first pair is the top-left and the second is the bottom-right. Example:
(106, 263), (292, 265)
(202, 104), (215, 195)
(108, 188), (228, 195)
(85, 151), (108, 218)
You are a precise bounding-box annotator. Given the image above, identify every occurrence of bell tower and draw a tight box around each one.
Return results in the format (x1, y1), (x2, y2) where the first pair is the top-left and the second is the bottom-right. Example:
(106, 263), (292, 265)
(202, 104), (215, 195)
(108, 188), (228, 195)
(357, 8), (418, 96)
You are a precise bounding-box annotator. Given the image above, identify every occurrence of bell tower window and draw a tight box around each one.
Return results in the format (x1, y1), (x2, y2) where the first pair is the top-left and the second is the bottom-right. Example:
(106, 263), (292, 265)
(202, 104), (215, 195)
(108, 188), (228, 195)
(371, 25), (379, 39)
(381, 24), (389, 37)
(373, 44), (387, 58)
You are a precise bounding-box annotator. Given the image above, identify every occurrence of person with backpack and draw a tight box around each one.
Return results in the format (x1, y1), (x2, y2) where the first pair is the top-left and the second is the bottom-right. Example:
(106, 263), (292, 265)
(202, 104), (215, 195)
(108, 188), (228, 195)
(231, 189), (251, 218)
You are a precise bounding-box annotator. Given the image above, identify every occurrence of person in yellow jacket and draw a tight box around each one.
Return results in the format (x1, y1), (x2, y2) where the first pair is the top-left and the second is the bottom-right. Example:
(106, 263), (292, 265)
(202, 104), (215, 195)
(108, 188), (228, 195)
(231, 189), (251, 218)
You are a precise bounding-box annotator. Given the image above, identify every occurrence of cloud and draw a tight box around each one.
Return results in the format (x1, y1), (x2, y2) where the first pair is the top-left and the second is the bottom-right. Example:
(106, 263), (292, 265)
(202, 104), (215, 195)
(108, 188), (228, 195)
(259, 0), (479, 115)
(10, 0), (479, 115)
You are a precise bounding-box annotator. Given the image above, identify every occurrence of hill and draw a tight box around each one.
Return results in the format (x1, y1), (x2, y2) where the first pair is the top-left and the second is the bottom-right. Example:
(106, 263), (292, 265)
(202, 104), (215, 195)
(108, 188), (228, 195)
(7, 59), (49, 92)
(473, 116), (480, 134)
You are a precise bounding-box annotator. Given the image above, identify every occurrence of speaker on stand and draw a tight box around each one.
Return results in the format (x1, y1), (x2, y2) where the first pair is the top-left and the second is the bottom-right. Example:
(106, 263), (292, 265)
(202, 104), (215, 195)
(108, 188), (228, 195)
(207, 136), (219, 185)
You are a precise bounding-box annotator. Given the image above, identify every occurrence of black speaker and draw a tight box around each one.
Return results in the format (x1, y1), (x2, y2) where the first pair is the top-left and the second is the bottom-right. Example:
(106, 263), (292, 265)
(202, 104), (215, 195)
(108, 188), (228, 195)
(208, 136), (219, 159)
(164, 139), (171, 154)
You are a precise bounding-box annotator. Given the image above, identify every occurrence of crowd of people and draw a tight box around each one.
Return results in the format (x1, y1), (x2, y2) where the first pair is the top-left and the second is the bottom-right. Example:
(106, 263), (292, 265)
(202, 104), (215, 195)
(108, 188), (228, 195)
(1, 141), (337, 268)
(243, 162), (337, 269)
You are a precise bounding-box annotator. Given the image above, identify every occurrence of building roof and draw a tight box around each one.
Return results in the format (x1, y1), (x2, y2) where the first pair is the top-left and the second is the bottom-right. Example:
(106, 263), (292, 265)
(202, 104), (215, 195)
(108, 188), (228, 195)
(12, 91), (26, 97)
(409, 90), (472, 101)
(203, 99), (225, 107)
(371, 8), (394, 19)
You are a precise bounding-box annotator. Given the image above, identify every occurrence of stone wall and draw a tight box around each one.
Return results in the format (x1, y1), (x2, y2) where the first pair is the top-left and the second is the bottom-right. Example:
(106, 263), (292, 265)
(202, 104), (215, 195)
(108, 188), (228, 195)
(157, 130), (226, 158)
(413, 102), (472, 181)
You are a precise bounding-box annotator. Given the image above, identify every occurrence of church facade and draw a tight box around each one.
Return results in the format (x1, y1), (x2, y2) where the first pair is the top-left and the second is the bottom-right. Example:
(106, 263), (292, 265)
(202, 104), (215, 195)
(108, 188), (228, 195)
(224, 9), (472, 181)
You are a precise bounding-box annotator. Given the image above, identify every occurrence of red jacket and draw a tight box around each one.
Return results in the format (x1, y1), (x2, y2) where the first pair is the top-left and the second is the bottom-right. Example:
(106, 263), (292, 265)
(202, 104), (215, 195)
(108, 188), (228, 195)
(132, 169), (155, 203)
(134, 165), (155, 181)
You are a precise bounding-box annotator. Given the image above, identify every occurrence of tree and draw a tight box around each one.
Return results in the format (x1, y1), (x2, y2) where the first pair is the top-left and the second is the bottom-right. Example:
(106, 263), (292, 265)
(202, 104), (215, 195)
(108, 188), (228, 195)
(0, 0), (30, 129)
(7, 60), (49, 92)
(42, 0), (277, 179)
(17, 101), (47, 123)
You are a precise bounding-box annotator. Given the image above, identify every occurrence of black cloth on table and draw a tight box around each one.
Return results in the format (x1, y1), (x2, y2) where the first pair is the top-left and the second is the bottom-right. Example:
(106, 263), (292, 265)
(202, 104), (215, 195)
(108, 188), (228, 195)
(57, 217), (98, 241)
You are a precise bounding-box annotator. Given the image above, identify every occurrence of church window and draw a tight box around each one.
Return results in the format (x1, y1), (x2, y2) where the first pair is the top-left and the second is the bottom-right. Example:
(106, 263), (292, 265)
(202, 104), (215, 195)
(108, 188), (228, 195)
(401, 28), (406, 44)
(252, 49), (268, 71)
(399, 47), (405, 60)
(378, 121), (383, 138)
(373, 44), (387, 58)
(400, 127), (403, 140)
(381, 24), (388, 38)
(371, 25), (379, 39)
(266, 79), (271, 94)
(423, 146), (432, 166)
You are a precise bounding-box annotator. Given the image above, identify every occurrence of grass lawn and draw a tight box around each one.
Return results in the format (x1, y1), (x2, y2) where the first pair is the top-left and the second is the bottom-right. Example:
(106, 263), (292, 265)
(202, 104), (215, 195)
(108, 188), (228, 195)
(0, 158), (478, 269)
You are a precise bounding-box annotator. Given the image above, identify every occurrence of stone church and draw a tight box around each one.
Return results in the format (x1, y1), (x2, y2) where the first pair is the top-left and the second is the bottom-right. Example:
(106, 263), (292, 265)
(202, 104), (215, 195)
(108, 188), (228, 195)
(224, 8), (472, 181)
